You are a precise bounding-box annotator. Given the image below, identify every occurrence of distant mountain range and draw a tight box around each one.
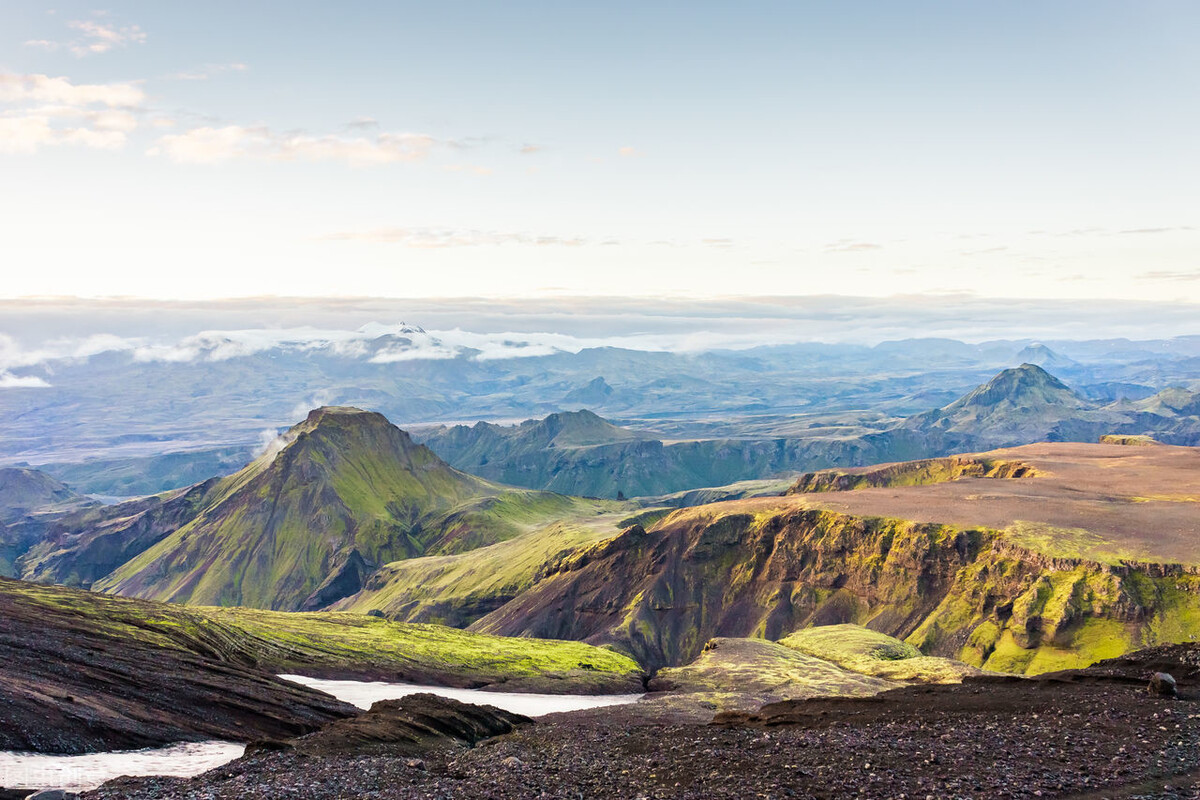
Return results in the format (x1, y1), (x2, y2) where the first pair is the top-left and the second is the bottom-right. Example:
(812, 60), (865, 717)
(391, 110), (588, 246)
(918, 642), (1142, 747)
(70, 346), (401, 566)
(417, 364), (1200, 498)
(4, 332), (1200, 474)
(3, 388), (1200, 677)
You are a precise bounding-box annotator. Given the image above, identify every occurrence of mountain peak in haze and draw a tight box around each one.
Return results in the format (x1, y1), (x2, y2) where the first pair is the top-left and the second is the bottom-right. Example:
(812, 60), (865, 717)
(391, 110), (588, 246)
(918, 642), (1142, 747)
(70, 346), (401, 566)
(519, 409), (647, 449)
(563, 377), (615, 408)
(900, 364), (1095, 446)
(948, 364), (1086, 413)
(1014, 343), (1077, 370)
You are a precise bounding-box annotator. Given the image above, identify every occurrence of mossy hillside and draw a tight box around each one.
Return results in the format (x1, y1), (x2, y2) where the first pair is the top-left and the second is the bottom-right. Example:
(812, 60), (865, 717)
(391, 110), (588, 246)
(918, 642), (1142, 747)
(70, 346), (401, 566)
(777, 624), (980, 683)
(423, 491), (625, 556)
(912, 540), (1200, 674)
(474, 505), (988, 671)
(91, 408), (525, 610)
(789, 456), (1040, 494)
(1099, 434), (1161, 446)
(648, 637), (897, 712)
(1002, 521), (1159, 566)
(477, 492), (1200, 676)
(335, 504), (635, 626)
(202, 606), (644, 693)
(0, 577), (644, 693)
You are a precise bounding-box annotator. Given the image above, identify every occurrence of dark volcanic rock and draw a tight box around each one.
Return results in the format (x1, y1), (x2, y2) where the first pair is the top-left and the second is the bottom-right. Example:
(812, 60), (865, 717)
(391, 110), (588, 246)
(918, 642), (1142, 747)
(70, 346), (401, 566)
(80, 650), (1200, 800)
(1151, 672), (1179, 696)
(0, 577), (356, 754)
(291, 693), (531, 757)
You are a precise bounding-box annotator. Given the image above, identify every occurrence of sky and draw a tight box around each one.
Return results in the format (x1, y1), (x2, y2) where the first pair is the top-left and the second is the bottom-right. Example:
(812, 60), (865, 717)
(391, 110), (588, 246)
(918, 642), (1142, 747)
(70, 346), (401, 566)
(1, 1), (1198, 302)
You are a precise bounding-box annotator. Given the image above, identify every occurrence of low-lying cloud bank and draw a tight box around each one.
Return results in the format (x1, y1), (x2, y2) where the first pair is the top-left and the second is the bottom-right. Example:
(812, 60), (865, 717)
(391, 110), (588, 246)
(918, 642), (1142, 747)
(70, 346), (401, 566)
(1, 295), (1198, 386)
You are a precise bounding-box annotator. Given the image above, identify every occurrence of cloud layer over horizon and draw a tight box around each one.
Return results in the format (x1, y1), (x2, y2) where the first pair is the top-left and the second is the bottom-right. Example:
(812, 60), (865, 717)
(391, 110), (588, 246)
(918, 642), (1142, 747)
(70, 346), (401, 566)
(2, 294), (1199, 388)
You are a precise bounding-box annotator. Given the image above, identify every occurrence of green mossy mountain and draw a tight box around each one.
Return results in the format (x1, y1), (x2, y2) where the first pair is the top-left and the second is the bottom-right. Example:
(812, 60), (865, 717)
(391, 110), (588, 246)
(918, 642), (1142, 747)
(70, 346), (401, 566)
(24, 407), (616, 614)
(88, 407), (515, 609)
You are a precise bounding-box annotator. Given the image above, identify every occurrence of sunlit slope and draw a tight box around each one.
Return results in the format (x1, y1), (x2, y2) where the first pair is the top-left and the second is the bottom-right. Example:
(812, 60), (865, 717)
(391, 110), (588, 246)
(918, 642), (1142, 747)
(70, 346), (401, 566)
(333, 502), (632, 626)
(473, 442), (1200, 675)
(0, 577), (644, 699)
(93, 407), (507, 609)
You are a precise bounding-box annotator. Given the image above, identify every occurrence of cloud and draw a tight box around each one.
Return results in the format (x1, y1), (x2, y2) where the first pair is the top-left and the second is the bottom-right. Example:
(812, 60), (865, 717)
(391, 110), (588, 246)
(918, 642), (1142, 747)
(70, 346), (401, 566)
(1139, 270), (1200, 282)
(825, 241), (883, 253)
(6, 296), (1200, 379)
(0, 73), (145, 153)
(617, 146), (641, 157)
(0, 73), (145, 107)
(345, 116), (379, 130)
(26, 17), (148, 57)
(148, 125), (436, 166)
(166, 63), (249, 81)
(1119, 226), (1194, 235)
(0, 371), (51, 389)
(320, 227), (588, 248)
(701, 238), (734, 249)
(519, 144), (542, 154)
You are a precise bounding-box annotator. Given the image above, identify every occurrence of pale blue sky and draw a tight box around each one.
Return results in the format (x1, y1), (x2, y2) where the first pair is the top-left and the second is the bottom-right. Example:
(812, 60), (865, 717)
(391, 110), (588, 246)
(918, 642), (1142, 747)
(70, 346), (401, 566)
(1, 1), (1197, 300)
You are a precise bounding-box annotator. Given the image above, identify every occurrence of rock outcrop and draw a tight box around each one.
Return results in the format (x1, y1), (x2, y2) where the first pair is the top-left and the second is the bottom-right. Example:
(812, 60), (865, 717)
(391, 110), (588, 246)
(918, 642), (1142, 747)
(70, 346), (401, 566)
(286, 693), (531, 757)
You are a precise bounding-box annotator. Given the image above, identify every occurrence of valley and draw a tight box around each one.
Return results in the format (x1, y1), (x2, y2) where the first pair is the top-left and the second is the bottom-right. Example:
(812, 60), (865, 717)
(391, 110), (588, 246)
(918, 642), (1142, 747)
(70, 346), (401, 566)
(2, 360), (1200, 798)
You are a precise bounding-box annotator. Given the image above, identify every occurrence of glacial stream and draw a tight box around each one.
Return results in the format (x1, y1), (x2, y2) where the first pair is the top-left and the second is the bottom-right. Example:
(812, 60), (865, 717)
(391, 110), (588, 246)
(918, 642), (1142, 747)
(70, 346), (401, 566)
(0, 741), (246, 793)
(279, 674), (646, 715)
(0, 681), (643, 792)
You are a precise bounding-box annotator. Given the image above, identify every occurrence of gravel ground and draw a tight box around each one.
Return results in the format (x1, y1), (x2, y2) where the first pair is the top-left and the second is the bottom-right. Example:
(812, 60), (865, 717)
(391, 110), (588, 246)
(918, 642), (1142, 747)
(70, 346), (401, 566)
(81, 679), (1200, 800)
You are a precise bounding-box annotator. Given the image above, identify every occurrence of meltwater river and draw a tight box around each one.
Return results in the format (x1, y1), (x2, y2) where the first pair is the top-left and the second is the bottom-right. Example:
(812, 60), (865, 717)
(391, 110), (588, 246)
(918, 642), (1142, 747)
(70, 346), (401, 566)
(0, 679), (644, 792)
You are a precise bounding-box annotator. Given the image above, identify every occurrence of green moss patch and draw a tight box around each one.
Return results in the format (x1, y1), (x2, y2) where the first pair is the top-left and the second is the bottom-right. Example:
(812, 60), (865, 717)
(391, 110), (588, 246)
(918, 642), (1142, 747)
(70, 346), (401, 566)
(779, 624), (979, 683)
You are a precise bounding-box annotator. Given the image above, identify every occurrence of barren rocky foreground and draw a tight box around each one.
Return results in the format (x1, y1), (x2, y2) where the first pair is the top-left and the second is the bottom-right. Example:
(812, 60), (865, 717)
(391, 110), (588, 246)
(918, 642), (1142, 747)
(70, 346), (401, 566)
(80, 646), (1200, 800)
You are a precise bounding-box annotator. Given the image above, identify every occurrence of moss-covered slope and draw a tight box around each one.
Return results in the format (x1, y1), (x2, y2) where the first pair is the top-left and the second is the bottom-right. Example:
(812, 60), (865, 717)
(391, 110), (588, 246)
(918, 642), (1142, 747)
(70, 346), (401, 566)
(72, 407), (610, 612)
(472, 469), (1200, 675)
(89, 407), (500, 609)
(647, 637), (898, 712)
(472, 507), (987, 671)
(0, 576), (645, 752)
(333, 499), (631, 627)
(778, 623), (979, 682)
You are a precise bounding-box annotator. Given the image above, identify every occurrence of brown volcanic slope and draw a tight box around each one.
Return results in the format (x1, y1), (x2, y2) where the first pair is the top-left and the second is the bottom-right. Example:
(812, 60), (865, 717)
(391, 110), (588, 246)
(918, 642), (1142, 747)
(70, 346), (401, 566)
(474, 442), (1200, 674)
(787, 442), (1200, 564)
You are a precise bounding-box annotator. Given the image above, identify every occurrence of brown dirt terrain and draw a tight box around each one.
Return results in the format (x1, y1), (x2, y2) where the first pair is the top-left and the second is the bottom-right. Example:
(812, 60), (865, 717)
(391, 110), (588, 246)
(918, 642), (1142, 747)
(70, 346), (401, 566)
(780, 442), (1200, 563)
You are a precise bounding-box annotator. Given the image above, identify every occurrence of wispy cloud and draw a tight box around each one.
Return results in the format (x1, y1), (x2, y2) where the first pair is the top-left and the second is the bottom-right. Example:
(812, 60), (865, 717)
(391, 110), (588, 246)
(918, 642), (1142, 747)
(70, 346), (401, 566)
(1140, 270), (1200, 282)
(0, 371), (51, 389)
(0, 73), (144, 107)
(0, 73), (145, 153)
(825, 241), (882, 253)
(320, 227), (589, 248)
(519, 144), (542, 154)
(26, 16), (148, 57)
(617, 146), (641, 157)
(1120, 226), (1194, 235)
(165, 62), (249, 81)
(147, 125), (436, 166)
